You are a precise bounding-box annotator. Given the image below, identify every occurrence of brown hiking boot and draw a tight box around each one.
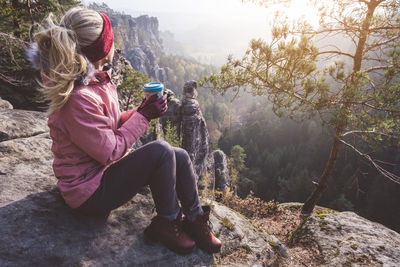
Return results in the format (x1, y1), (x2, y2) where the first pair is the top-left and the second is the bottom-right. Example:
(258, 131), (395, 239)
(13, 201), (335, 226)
(144, 211), (196, 254)
(182, 206), (222, 254)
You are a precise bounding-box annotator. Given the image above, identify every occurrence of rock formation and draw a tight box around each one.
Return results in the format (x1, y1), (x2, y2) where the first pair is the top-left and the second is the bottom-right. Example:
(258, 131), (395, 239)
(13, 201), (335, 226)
(0, 97), (13, 110)
(110, 48), (133, 87)
(213, 150), (231, 191)
(90, 3), (168, 83)
(181, 80), (215, 188)
(0, 101), (275, 266)
(0, 108), (48, 142)
(160, 84), (230, 192)
(280, 203), (400, 266)
(160, 89), (182, 138)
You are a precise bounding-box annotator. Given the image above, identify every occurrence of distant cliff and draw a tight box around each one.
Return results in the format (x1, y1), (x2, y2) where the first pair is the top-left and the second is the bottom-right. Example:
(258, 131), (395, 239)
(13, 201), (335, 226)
(90, 3), (216, 93)
(89, 3), (169, 83)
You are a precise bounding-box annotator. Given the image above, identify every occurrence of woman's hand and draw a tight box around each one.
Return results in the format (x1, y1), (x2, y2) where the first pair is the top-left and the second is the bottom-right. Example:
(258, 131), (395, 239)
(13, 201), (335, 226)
(137, 94), (168, 121)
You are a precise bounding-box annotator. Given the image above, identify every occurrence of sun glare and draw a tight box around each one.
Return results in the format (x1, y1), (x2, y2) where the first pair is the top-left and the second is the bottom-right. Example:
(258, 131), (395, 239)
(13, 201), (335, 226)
(271, 0), (320, 29)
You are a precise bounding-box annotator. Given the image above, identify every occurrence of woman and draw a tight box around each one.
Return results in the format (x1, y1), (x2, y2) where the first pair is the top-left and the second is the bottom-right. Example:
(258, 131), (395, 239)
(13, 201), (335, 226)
(27, 7), (221, 254)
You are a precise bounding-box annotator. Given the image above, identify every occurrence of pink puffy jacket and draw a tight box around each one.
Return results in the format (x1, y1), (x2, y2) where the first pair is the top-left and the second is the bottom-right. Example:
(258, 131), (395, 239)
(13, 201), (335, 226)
(48, 70), (149, 208)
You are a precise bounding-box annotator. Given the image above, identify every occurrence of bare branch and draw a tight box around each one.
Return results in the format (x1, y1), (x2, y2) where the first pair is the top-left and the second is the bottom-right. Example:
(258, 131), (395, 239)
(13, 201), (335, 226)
(340, 139), (400, 184)
(365, 36), (400, 52)
(343, 130), (376, 136)
(369, 26), (400, 31)
(365, 65), (395, 72)
(317, 50), (355, 58)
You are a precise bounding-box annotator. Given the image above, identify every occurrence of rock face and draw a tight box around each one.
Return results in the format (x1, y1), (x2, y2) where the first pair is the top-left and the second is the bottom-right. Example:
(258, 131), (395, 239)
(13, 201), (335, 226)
(181, 81), (215, 188)
(280, 203), (400, 267)
(305, 210), (400, 266)
(111, 48), (133, 87)
(0, 109), (48, 142)
(0, 107), (275, 266)
(213, 150), (231, 191)
(0, 97), (13, 109)
(160, 89), (182, 138)
(90, 3), (168, 83)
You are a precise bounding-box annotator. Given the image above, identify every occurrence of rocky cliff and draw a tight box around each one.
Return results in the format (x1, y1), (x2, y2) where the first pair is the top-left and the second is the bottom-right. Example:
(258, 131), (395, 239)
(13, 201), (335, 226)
(159, 81), (233, 190)
(90, 3), (169, 83)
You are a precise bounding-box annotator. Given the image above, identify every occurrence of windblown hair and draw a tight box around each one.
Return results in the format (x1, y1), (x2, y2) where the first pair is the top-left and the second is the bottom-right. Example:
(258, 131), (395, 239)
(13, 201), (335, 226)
(28, 7), (103, 115)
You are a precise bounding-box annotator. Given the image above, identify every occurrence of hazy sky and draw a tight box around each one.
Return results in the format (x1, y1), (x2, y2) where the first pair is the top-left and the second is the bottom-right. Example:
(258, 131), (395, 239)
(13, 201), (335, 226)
(84, 0), (270, 33)
(82, 0), (318, 65)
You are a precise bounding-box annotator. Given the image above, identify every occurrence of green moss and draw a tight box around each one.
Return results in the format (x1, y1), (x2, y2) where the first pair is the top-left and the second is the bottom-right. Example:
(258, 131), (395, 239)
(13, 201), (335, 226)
(284, 204), (302, 211)
(215, 231), (221, 238)
(317, 214), (327, 219)
(370, 253), (378, 262)
(243, 245), (253, 254)
(221, 217), (234, 231)
(350, 244), (358, 250)
(319, 220), (328, 230)
(377, 245), (385, 252)
(313, 208), (337, 215)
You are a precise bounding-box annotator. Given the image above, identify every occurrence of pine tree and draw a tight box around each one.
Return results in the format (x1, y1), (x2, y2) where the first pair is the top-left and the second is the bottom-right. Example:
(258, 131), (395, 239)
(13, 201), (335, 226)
(203, 0), (400, 215)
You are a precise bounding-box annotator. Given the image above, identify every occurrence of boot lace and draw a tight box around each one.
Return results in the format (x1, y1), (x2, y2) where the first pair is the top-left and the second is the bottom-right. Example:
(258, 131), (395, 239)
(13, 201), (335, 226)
(172, 220), (182, 237)
(198, 216), (213, 235)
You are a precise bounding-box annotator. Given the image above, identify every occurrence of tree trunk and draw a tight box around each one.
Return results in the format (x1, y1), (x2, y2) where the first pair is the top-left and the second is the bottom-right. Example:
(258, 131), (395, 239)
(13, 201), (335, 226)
(301, 0), (379, 216)
(12, 0), (21, 37)
(301, 127), (343, 216)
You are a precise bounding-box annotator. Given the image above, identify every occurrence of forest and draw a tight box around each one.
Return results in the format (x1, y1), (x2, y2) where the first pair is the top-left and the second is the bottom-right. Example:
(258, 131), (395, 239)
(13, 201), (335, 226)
(217, 96), (400, 232)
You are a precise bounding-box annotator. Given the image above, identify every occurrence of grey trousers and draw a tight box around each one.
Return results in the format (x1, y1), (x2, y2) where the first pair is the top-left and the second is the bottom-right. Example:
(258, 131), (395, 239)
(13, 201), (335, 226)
(76, 140), (203, 221)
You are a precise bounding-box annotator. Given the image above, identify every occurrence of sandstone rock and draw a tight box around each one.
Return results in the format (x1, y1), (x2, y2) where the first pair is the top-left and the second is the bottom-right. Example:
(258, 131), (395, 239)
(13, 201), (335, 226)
(181, 81), (215, 188)
(184, 80), (198, 99)
(90, 4), (167, 82)
(213, 150), (231, 191)
(209, 200), (275, 266)
(0, 109), (48, 142)
(0, 128), (274, 266)
(141, 44), (157, 66)
(281, 203), (400, 267)
(125, 47), (148, 75)
(0, 133), (54, 205)
(0, 97), (13, 110)
(160, 89), (182, 138)
(111, 48), (133, 87)
(307, 211), (400, 266)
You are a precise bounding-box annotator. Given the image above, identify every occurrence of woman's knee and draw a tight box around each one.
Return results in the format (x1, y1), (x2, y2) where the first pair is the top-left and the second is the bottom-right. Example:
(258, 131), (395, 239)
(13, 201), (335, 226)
(149, 140), (174, 158)
(174, 147), (191, 165)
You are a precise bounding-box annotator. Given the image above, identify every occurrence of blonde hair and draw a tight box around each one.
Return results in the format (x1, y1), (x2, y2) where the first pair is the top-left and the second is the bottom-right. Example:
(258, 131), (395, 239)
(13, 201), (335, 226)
(33, 7), (103, 115)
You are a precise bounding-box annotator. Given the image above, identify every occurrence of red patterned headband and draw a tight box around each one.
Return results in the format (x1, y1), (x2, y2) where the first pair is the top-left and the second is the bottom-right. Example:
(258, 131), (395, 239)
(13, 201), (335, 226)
(81, 12), (114, 63)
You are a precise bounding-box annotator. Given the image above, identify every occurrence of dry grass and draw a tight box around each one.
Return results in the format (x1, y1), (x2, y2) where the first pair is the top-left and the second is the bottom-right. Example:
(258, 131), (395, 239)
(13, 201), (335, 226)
(215, 191), (325, 266)
(216, 190), (283, 218)
(217, 247), (251, 265)
(256, 208), (325, 266)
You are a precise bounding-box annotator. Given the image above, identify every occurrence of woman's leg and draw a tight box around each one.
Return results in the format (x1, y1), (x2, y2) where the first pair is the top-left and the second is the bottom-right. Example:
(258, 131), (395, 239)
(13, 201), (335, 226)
(173, 147), (203, 221)
(172, 147), (222, 253)
(77, 140), (180, 220)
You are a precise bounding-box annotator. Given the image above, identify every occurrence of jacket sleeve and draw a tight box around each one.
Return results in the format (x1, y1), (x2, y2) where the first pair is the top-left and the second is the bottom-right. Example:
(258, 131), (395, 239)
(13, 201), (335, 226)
(62, 92), (149, 166)
(118, 108), (138, 128)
